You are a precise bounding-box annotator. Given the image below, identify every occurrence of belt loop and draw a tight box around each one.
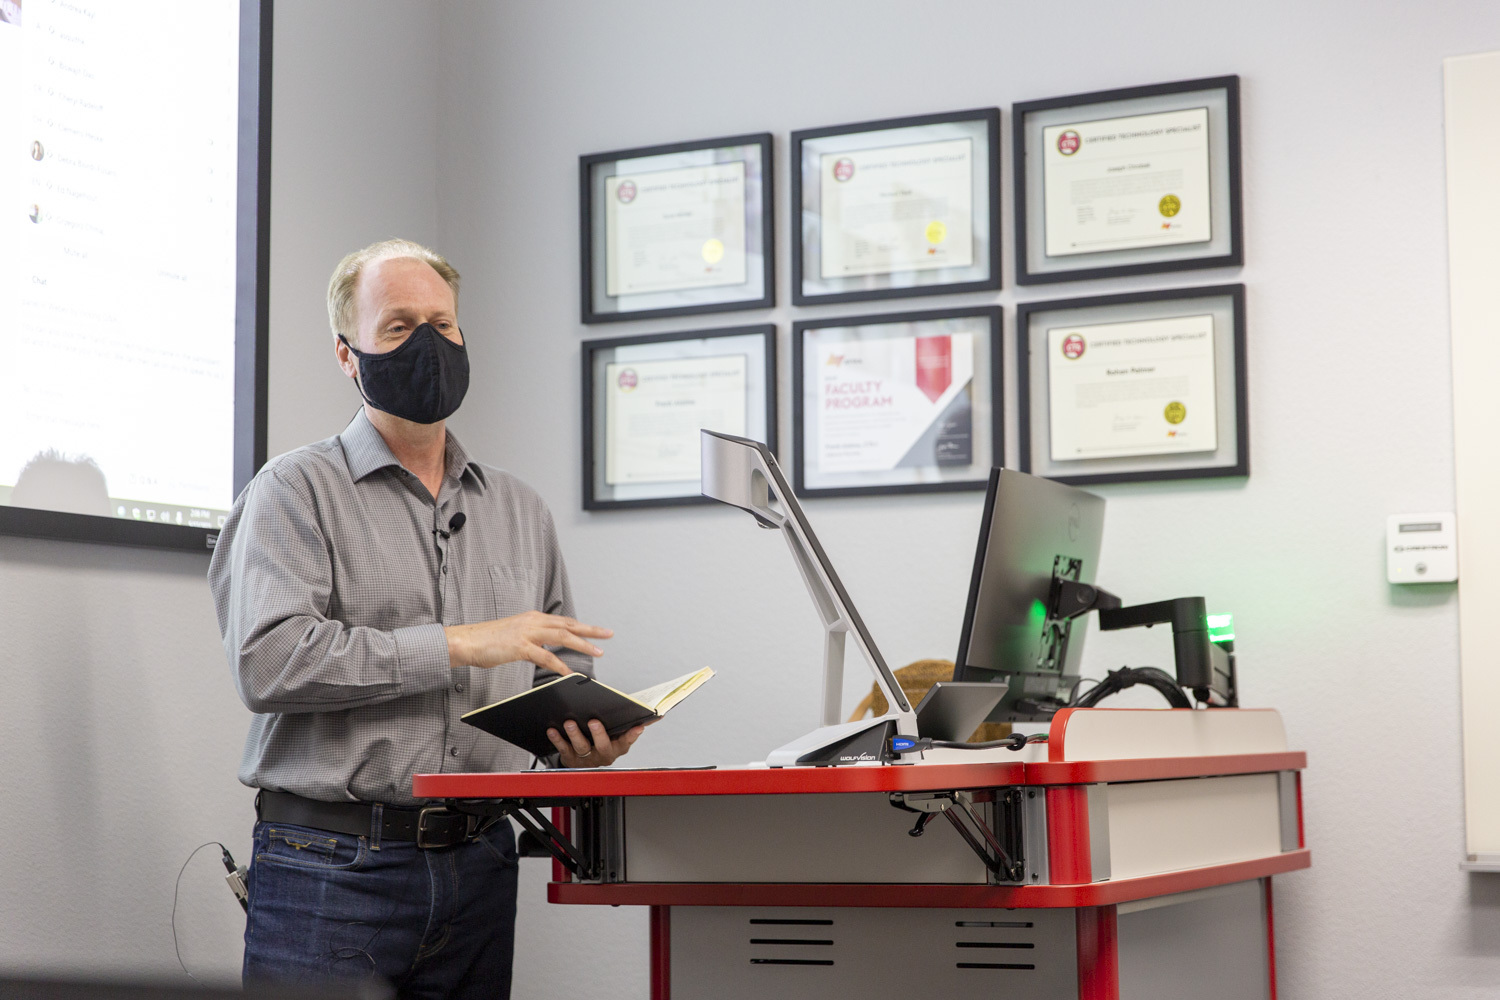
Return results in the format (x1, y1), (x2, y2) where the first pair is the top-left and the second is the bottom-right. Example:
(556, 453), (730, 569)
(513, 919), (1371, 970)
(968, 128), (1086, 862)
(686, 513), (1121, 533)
(369, 802), (383, 851)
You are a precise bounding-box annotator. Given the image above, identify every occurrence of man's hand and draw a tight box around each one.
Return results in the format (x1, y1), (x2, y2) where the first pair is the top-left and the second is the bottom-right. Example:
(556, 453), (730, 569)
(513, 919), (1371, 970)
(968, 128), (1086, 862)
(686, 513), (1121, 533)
(546, 718), (645, 768)
(444, 611), (612, 675)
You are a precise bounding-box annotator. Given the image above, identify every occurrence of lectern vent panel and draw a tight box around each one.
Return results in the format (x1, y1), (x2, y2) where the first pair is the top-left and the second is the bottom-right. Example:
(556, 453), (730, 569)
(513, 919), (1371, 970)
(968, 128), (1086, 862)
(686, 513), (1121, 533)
(957, 962), (1037, 970)
(671, 906), (1077, 999)
(749, 918), (833, 925)
(748, 918), (838, 966)
(954, 924), (1040, 970)
(955, 941), (1035, 948)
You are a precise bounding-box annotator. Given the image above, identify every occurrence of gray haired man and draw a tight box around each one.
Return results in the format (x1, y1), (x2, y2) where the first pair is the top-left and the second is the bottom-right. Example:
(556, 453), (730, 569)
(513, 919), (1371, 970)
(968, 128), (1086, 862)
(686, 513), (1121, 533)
(209, 239), (643, 996)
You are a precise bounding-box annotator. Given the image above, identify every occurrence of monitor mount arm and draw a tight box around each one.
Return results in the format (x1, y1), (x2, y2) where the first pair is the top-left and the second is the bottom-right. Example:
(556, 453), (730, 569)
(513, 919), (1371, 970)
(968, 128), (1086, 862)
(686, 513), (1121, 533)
(700, 430), (918, 765)
(1049, 580), (1238, 708)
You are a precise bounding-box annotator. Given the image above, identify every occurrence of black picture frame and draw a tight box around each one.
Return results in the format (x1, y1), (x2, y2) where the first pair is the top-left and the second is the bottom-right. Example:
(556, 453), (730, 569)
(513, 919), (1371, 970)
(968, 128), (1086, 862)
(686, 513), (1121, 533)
(791, 108), (1001, 306)
(1013, 76), (1243, 285)
(1016, 284), (1248, 486)
(792, 306), (1002, 499)
(580, 132), (774, 324)
(582, 324), (777, 510)
(0, 0), (272, 553)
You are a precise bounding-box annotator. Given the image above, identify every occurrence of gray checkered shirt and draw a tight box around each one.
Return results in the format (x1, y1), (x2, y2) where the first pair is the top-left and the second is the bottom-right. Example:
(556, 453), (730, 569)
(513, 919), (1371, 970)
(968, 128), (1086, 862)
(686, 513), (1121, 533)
(208, 409), (590, 806)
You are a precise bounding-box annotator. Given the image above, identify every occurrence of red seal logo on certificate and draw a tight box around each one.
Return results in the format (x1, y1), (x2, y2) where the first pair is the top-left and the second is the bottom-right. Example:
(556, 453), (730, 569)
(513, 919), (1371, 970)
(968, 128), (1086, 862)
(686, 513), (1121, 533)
(616, 180), (637, 204)
(1060, 334), (1086, 360)
(617, 369), (638, 391)
(832, 158), (855, 182)
(1056, 130), (1081, 156)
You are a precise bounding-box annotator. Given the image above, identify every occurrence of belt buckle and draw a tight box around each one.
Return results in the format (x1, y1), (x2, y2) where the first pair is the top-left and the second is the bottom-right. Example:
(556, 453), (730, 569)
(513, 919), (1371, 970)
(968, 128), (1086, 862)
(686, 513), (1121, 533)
(416, 806), (457, 849)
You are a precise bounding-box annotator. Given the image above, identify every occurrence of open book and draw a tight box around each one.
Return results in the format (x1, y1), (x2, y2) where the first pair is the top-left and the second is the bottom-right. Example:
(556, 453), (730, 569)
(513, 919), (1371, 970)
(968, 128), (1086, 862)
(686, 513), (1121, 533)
(461, 667), (714, 759)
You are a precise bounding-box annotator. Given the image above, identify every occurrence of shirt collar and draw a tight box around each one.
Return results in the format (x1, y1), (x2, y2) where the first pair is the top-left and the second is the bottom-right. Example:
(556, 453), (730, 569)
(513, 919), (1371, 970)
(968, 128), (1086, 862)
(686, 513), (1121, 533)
(339, 409), (488, 492)
(444, 427), (488, 492)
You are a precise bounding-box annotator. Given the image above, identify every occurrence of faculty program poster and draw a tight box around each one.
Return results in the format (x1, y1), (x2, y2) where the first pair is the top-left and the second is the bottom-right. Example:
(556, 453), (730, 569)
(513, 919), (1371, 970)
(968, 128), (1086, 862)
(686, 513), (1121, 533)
(813, 332), (975, 475)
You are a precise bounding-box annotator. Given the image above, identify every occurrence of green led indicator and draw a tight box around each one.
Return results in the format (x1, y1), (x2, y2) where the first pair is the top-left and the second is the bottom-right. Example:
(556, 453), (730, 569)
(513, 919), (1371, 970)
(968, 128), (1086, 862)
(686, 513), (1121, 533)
(1207, 613), (1235, 643)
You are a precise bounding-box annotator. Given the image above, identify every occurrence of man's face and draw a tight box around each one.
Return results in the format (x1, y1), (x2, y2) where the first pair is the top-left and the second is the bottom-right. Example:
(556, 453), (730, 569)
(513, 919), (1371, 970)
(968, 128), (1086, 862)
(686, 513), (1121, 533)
(336, 257), (461, 380)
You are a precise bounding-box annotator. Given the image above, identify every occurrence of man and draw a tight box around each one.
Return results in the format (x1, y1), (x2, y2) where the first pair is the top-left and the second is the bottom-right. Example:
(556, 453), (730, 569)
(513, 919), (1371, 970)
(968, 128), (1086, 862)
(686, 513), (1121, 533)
(208, 238), (641, 997)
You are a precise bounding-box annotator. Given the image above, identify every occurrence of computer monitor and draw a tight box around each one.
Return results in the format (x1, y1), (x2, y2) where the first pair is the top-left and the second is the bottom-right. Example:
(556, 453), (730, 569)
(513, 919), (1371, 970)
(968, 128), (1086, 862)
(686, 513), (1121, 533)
(952, 468), (1106, 722)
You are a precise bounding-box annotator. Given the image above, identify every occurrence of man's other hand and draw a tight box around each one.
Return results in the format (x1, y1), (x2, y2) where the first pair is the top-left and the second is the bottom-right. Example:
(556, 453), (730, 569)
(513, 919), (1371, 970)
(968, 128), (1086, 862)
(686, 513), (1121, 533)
(546, 718), (645, 768)
(444, 611), (612, 675)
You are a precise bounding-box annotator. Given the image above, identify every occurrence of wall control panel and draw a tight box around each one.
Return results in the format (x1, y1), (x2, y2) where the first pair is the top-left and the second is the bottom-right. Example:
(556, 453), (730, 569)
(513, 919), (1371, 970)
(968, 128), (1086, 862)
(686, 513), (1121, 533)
(1387, 512), (1457, 584)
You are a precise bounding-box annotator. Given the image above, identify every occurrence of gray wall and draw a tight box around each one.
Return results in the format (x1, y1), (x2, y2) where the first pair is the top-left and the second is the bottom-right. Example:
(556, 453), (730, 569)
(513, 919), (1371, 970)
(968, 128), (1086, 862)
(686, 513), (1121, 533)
(2, 1), (1499, 997)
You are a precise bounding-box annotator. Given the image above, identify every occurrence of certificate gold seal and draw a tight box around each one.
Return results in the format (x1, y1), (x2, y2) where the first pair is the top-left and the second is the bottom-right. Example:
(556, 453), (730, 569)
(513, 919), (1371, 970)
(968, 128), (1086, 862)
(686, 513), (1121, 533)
(1158, 194), (1181, 218)
(1164, 401), (1186, 424)
(701, 238), (725, 264)
(925, 220), (947, 245)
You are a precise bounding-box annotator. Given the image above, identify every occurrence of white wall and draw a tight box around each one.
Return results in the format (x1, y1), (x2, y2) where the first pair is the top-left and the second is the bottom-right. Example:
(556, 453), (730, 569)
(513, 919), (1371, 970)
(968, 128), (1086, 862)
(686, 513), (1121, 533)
(436, 1), (1500, 997)
(4, 1), (1499, 997)
(0, 0), (442, 983)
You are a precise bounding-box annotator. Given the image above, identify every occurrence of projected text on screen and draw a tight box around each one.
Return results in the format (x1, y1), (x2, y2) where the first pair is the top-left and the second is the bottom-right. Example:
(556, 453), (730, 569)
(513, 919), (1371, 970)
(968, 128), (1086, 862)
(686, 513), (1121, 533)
(0, 0), (241, 529)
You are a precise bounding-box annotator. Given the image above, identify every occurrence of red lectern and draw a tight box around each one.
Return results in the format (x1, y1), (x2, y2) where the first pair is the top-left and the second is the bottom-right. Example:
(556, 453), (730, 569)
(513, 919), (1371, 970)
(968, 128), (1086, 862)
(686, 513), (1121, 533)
(415, 707), (1307, 999)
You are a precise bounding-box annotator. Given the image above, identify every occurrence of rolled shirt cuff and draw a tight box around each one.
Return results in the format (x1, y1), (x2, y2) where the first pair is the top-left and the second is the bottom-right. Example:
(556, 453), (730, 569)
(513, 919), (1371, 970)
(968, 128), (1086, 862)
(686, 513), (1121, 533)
(393, 622), (454, 694)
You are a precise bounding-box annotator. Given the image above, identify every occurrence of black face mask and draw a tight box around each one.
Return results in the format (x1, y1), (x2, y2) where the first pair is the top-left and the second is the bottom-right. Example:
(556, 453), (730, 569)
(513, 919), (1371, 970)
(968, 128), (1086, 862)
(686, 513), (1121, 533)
(340, 323), (470, 425)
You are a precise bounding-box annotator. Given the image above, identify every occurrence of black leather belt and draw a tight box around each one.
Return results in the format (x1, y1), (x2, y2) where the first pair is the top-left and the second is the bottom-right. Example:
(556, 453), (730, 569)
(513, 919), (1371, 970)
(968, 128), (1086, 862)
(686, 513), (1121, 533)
(257, 789), (483, 849)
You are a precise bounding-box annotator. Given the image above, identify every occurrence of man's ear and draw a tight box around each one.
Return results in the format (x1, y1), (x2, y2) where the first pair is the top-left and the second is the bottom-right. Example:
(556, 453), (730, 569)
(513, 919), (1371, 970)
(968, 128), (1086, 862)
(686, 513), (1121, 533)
(334, 335), (360, 380)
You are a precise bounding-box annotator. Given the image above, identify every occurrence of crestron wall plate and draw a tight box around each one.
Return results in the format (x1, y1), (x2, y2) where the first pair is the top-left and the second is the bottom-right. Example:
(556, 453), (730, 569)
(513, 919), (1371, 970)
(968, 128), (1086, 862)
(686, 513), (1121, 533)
(1387, 512), (1457, 584)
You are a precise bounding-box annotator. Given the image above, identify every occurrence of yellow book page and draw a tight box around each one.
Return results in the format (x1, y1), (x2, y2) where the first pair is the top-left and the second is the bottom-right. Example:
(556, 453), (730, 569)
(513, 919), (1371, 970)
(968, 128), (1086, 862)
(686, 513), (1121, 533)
(629, 667), (715, 715)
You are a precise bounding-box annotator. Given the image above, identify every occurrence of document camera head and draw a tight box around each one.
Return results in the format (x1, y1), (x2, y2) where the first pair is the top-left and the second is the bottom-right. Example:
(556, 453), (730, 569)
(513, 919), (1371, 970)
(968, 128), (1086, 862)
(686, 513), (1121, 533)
(699, 430), (783, 529)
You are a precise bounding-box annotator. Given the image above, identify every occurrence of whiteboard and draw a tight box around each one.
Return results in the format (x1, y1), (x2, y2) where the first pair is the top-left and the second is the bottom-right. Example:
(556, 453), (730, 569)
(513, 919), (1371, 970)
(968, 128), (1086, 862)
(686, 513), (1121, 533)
(1444, 49), (1500, 869)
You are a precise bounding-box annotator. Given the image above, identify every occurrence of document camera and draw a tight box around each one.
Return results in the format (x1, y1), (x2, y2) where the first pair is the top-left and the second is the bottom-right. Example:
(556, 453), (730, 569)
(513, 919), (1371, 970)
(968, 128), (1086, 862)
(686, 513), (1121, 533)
(699, 429), (917, 766)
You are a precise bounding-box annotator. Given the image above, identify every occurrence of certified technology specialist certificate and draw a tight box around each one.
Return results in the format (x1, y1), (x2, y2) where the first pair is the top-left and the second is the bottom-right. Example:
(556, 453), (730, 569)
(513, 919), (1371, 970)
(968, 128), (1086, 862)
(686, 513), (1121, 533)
(604, 355), (748, 485)
(1042, 107), (1211, 257)
(604, 161), (748, 297)
(1046, 314), (1218, 462)
(814, 333), (974, 475)
(819, 138), (974, 279)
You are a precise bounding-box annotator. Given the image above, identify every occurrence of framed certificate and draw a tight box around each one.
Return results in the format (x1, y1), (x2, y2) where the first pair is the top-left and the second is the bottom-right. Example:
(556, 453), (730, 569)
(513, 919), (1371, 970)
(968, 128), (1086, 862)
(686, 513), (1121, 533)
(792, 109), (1000, 306)
(793, 307), (1000, 498)
(581, 133), (773, 323)
(1014, 76), (1242, 285)
(1017, 285), (1247, 486)
(583, 325), (775, 509)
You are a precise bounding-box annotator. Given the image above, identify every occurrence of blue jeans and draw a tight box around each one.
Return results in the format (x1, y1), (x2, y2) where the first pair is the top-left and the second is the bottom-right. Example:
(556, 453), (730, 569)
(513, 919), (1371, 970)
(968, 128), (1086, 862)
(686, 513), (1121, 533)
(243, 816), (518, 998)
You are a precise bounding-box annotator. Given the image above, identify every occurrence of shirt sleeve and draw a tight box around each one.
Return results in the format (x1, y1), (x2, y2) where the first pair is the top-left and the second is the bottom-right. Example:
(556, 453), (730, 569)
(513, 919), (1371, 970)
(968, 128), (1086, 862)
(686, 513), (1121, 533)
(208, 467), (454, 714)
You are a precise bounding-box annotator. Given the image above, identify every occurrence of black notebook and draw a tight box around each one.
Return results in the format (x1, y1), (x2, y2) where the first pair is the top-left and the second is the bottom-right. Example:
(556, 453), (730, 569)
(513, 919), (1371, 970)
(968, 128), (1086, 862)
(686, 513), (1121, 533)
(461, 667), (714, 759)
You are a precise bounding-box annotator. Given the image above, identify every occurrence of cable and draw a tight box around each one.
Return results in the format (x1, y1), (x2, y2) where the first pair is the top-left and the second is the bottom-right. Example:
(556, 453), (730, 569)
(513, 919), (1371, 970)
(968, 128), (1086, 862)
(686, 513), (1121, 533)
(890, 732), (1049, 756)
(1066, 675), (1100, 705)
(1070, 665), (1192, 710)
(172, 841), (247, 984)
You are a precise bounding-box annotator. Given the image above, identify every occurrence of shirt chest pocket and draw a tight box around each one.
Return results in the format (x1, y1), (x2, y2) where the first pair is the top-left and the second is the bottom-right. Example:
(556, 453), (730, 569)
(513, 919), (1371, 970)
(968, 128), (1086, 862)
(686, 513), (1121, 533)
(489, 565), (542, 619)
